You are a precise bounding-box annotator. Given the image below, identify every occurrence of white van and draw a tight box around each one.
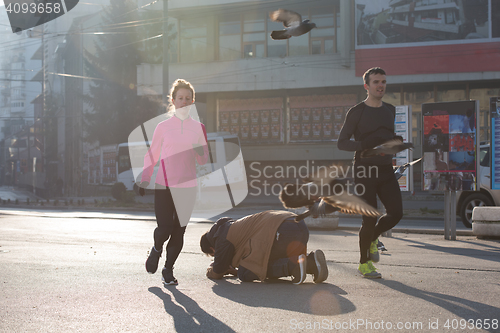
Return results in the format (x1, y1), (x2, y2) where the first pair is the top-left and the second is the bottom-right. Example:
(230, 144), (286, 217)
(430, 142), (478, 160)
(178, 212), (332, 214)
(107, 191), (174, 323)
(457, 144), (500, 228)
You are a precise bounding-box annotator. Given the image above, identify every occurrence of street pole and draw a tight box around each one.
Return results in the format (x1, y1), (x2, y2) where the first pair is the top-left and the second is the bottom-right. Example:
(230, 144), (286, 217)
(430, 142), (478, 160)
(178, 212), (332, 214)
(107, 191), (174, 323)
(162, 0), (169, 106)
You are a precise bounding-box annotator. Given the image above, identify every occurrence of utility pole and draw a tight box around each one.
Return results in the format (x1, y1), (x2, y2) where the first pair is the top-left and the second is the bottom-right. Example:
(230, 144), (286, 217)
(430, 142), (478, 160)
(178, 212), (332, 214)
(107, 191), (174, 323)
(162, 0), (169, 105)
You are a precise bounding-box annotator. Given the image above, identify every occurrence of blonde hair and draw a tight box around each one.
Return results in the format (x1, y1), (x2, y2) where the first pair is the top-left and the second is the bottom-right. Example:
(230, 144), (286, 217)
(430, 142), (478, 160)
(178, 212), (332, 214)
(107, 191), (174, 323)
(166, 79), (195, 117)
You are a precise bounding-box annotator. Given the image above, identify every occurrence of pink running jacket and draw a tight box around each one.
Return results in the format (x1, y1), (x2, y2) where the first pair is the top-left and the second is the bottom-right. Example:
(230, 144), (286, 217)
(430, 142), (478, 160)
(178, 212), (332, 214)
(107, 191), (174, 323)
(141, 115), (209, 188)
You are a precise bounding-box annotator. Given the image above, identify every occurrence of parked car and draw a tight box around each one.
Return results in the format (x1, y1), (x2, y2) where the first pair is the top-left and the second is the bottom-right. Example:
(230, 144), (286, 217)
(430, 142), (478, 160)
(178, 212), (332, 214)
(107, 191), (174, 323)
(457, 144), (500, 228)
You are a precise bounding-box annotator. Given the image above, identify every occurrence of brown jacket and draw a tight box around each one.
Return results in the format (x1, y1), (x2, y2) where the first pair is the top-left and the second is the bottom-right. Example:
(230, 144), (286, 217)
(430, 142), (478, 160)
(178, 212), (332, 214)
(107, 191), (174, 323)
(226, 210), (297, 281)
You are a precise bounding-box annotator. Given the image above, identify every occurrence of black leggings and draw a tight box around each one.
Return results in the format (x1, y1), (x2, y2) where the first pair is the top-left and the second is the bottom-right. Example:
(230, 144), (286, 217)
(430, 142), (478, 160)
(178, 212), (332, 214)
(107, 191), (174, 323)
(153, 186), (196, 269)
(355, 165), (403, 264)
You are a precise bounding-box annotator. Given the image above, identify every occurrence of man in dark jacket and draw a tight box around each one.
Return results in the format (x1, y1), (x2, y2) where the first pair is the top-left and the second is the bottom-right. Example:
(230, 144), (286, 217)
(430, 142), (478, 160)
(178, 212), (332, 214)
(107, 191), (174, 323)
(200, 210), (328, 285)
(337, 67), (403, 279)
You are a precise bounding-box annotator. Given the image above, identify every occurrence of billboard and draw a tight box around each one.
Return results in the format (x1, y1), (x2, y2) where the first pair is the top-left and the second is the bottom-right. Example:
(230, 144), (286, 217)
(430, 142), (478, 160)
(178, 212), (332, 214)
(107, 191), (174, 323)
(422, 101), (479, 191)
(354, 0), (500, 75)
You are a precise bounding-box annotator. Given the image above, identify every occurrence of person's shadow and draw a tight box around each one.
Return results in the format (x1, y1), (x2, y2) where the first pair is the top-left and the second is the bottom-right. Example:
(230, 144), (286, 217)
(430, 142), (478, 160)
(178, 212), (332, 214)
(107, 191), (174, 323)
(149, 286), (236, 333)
(374, 280), (500, 333)
(211, 278), (356, 316)
(395, 237), (500, 265)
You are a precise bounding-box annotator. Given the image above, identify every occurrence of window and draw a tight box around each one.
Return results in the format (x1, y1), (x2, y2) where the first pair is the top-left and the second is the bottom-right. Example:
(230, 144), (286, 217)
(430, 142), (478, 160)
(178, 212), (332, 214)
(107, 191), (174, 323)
(217, 4), (340, 60)
(445, 9), (456, 24)
(267, 16), (287, 57)
(404, 85), (434, 147)
(168, 17), (178, 63)
(180, 19), (207, 63)
(243, 13), (265, 58)
(480, 147), (489, 167)
(219, 17), (241, 61)
(436, 84), (466, 102)
(310, 7), (336, 54)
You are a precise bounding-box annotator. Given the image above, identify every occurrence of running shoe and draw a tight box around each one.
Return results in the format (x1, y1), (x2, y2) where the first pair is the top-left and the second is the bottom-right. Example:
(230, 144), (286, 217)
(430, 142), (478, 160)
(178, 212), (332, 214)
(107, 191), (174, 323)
(145, 246), (162, 274)
(358, 260), (382, 279)
(307, 250), (328, 283)
(162, 267), (178, 285)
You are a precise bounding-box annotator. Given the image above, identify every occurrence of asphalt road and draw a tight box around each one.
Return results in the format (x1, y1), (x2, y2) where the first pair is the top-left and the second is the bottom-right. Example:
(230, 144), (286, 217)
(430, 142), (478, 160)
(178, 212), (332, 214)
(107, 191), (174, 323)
(1, 211), (499, 333)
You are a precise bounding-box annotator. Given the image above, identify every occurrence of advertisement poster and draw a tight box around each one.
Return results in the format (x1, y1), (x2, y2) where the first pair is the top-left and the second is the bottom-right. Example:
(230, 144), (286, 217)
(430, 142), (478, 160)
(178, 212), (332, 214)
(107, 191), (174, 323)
(422, 101), (479, 191)
(240, 126), (250, 141)
(491, 97), (500, 190)
(301, 108), (311, 123)
(323, 123), (333, 139)
(230, 126), (240, 137)
(240, 111), (249, 125)
(230, 111), (239, 125)
(354, 1), (500, 76)
(291, 123), (301, 140)
(312, 108), (322, 122)
(393, 105), (412, 191)
(217, 98), (284, 144)
(291, 109), (301, 123)
(250, 110), (260, 125)
(301, 123), (311, 139)
(250, 125), (260, 140)
(312, 123), (322, 140)
(260, 110), (270, 124)
(355, 0), (493, 48)
(322, 107), (333, 122)
(220, 111), (230, 126)
(260, 124), (270, 140)
(271, 109), (281, 123)
(271, 124), (281, 140)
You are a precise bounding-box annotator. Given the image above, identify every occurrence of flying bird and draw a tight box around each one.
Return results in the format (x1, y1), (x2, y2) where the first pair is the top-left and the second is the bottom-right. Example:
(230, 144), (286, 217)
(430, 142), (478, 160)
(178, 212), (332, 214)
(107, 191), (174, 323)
(361, 137), (414, 158)
(377, 240), (387, 252)
(279, 165), (380, 221)
(269, 9), (317, 40)
(393, 157), (423, 180)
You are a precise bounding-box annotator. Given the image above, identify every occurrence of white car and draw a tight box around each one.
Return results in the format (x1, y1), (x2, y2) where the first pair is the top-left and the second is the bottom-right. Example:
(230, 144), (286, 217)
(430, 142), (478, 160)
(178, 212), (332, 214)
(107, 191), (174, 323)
(457, 144), (500, 228)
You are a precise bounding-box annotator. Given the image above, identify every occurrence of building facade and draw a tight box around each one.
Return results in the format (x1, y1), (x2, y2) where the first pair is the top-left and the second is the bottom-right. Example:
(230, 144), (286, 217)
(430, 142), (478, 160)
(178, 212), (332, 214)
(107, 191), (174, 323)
(137, 0), (500, 189)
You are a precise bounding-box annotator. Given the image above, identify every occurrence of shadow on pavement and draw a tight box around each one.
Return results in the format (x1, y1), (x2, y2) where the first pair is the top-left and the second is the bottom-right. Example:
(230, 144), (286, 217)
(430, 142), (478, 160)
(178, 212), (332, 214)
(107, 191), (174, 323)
(211, 279), (355, 316)
(394, 237), (500, 265)
(149, 286), (236, 333)
(374, 280), (500, 333)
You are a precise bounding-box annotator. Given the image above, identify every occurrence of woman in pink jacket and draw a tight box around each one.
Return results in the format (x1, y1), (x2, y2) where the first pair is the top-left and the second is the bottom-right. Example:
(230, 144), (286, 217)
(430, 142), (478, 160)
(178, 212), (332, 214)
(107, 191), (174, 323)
(140, 79), (208, 285)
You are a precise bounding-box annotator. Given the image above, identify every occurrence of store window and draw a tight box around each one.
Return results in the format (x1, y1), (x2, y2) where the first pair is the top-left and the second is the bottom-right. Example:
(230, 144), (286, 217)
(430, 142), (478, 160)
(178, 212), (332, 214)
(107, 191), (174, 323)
(180, 19), (207, 63)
